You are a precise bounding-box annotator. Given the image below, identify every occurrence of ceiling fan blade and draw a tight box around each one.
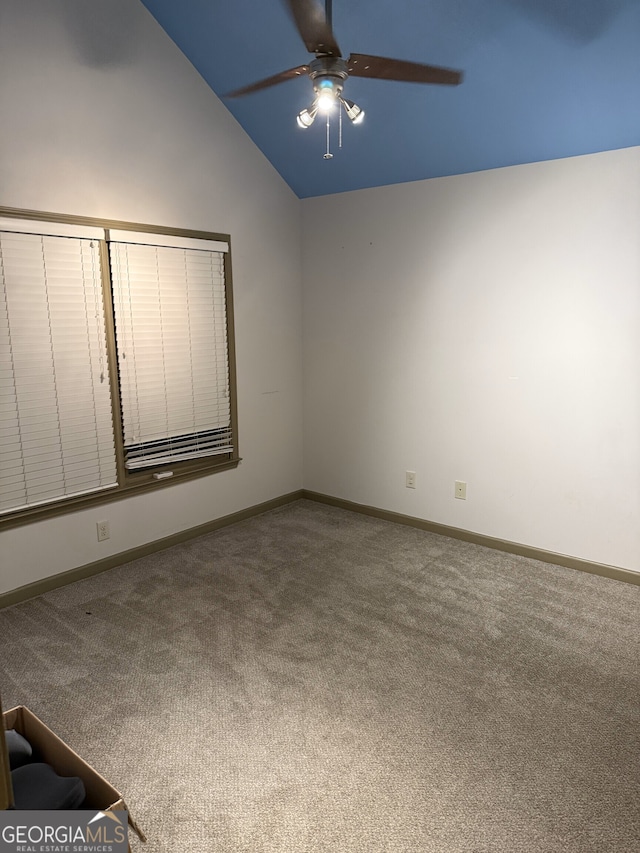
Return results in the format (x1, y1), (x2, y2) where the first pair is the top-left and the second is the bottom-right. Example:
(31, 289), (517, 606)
(284, 0), (342, 56)
(347, 53), (463, 86)
(225, 65), (310, 98)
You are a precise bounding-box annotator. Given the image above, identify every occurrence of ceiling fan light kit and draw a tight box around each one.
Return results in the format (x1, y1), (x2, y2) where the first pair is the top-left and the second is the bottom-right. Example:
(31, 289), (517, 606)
(225, 0), (463, 159)
(295, 58), (365, 131)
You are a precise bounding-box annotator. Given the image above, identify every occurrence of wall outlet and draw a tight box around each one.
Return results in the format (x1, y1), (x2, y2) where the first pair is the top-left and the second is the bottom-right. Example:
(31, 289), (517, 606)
(406, 471), (416, 489)
(455, 481), (467, 500)
(96, 520), (110, 541)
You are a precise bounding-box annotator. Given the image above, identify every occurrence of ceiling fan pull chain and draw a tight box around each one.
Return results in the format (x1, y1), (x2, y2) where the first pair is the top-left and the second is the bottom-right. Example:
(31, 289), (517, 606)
(338, 103), (343, 149)
(324, 112), (333, 159)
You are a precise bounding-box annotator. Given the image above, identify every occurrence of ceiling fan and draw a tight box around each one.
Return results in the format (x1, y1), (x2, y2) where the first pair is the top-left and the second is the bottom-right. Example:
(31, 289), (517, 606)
(226, 0), (463, 149)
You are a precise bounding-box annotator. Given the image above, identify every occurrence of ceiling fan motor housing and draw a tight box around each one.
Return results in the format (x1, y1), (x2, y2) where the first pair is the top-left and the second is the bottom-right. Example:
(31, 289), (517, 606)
(309, 56), (349, 98)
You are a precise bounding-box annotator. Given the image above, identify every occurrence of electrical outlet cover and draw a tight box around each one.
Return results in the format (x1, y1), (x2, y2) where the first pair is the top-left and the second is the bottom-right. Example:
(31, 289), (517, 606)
(96, 520), (110, 541)
(455, 481), (467, 500)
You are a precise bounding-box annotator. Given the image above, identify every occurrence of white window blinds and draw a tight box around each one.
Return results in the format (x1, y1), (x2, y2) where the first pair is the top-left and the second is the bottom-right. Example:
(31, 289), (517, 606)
(0, 229), (117, 514)
(109, 235), (232, 471)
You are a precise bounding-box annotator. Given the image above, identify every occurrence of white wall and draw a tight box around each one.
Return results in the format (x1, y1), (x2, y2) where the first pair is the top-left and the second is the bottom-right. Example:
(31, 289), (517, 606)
(302, 147), (640, 572)
(0, 0), (303, 594)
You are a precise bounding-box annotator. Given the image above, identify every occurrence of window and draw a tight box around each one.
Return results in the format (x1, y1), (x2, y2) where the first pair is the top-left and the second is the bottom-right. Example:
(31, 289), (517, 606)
(0, 209), (238, 525)
(109, 232), (232, 471)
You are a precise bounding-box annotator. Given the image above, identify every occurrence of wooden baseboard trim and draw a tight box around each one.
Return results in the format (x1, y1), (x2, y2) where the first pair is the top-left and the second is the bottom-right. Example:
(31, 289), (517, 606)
(3, 487), (636, 609)
(302, 490), (640, 587)
(0, 490), (304, 609)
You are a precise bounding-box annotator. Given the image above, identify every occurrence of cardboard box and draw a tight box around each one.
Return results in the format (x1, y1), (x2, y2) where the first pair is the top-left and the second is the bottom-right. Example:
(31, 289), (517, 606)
(1, 704), (145, 849)
(0, 696), (12, 810)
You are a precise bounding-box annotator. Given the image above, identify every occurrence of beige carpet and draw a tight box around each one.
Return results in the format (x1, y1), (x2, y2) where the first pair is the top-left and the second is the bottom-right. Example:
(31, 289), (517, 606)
(1, 500), (638, 851)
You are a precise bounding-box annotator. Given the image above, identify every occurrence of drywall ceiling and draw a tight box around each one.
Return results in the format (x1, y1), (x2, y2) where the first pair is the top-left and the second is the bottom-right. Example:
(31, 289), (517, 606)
(139, 0), (640, 198)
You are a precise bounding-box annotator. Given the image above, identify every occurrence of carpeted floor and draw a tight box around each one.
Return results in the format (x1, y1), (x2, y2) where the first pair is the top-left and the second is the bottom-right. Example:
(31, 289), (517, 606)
(0, 499), (638, 851)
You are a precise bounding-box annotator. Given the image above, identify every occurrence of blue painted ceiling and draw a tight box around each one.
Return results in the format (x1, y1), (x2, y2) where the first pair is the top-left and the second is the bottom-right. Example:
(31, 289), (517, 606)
(139, 0), (640, 198)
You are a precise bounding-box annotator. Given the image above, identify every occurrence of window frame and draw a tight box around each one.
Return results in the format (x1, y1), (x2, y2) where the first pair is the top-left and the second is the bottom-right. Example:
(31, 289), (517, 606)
(0, 206), (239, 529)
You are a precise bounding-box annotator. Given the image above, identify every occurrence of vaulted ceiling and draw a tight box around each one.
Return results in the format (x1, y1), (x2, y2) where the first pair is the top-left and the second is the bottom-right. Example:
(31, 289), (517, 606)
(139, 0), (640, 198)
